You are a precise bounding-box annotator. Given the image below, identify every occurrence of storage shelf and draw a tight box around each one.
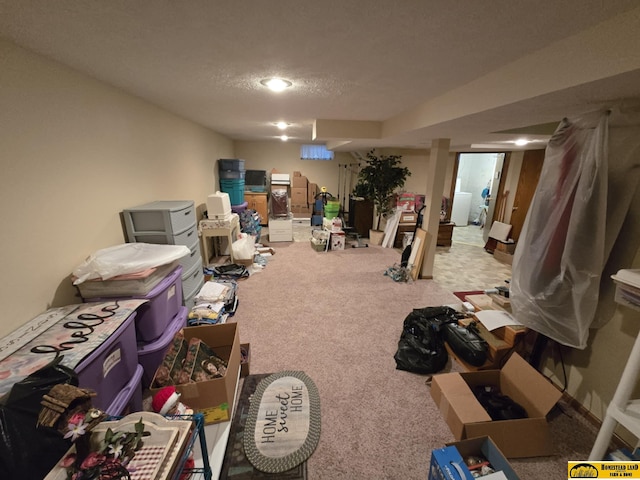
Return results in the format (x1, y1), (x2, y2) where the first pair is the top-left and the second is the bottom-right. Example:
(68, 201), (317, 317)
(608, 401), (640, 440)
(172, 413), (212, 480)
(589, 271), (640, 460)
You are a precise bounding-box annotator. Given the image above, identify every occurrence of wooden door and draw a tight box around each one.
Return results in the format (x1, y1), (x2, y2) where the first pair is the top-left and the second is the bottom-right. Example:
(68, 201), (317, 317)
(509, 149), (545, 241)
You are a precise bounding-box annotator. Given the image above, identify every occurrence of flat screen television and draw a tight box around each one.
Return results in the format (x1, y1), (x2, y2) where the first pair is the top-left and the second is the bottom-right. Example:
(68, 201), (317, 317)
(245, 170), (267, 191)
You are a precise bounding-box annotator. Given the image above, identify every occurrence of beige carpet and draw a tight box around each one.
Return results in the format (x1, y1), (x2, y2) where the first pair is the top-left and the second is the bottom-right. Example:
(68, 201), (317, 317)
(230, 240), (599, 479)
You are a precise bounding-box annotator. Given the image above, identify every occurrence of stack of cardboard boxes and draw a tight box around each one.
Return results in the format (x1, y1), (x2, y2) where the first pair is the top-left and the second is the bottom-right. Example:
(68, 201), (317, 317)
(290, 171), (319, 219)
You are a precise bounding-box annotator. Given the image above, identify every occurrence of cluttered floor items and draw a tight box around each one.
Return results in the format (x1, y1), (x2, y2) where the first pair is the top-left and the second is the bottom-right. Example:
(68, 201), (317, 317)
(188, 278), (239, 325)
(396, 299), (564, 462)
(394, 306), (487, 375)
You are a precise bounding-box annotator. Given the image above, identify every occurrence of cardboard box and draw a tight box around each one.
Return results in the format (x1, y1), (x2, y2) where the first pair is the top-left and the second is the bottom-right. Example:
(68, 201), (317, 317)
(429, 446), (473, 480)
(292, 212), (311, 219)
(430, 353), (562, 458)
(292, 175), (308, 189)
(396, 192), (416, 211)
(271, 173), (290, 184)
(240, 342), (250, 378)
(308, 183), (319, 204)
(495, 240), (516, 254)
(150, 322), (240, 425)
(399, 212), (418, 224)
(291, 187), (308, 205)
(330, 231), (345, 250)
(446, 437), (520, 480)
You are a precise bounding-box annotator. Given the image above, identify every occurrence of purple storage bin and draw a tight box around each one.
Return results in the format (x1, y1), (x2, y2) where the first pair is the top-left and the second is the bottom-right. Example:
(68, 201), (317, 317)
(105, 364), (144, 416)
(231, 201), (249, 213)
(90, 265), (183, 342)
(75, 312), (138, 411)
(137, 306), (188, 388)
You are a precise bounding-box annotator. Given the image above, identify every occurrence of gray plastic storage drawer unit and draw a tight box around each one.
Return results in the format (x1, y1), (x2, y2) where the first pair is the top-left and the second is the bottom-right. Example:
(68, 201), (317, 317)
(122, 200), (204, 307)
(123, 200), (196, 244)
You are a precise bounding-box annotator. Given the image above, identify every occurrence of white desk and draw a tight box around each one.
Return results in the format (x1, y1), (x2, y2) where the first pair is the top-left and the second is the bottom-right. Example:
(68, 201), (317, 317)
(199, 215), (241, 264)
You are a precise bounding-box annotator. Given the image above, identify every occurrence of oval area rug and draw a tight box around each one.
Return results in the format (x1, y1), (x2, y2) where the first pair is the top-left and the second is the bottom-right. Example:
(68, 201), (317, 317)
(243, 370), (321, 473)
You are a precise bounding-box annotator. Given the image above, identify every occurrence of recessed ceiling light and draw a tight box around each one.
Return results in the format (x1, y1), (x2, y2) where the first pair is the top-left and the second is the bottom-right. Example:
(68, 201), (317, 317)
(275, 122), (289, 130)
(260, 78), (292, 92)
(280, 135), (289, 141)
(514, 139), (529, 146)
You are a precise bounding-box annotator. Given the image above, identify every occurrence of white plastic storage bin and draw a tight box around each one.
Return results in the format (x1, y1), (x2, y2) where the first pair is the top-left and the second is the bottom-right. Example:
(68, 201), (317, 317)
(105, 364), (144, 416)
(268, 218), (294, 242)
(137, 306), (187, 388)
(207, 191), (232, 220)
(87, 265), (183, 342)
(75, 312), (139, 412)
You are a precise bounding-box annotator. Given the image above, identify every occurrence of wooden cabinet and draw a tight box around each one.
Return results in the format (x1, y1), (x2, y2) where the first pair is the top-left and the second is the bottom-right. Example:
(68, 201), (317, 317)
(244, 192), (268, 225)
(348, 197), (374, 237)
(394, 224), (415, 248)
(437, 222), (455, 247)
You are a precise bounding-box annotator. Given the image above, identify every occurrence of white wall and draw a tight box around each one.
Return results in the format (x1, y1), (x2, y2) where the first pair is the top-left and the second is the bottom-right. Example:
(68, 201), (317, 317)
(0, 39), (234, 338)
(456, 153), (498, 223)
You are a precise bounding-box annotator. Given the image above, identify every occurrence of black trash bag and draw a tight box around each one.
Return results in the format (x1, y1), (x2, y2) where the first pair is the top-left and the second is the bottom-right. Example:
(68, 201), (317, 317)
(411, 305), (462, 326)
(0, 356), (78, 480)
(442, 321), (489, 367)
(394, 309), (449, 374)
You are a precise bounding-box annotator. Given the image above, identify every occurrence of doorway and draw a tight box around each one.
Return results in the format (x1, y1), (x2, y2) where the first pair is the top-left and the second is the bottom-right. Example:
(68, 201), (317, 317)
(449, 153), (504, 246)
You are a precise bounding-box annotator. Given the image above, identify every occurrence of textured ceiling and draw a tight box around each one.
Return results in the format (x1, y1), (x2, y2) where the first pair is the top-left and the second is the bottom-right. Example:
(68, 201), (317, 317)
(1, 0), (639, 152)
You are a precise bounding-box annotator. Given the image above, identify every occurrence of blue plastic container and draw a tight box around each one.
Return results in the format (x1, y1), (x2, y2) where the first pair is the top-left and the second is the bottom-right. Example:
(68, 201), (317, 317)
(220, 178), (245, 205)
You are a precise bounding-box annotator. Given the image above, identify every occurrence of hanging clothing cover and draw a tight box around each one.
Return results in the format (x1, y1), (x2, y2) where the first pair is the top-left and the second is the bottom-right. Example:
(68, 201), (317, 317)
(510, 112), (609, 349)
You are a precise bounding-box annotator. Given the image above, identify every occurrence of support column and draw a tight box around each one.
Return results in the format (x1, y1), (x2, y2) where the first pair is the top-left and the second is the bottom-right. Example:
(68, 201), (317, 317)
(419, 138), (450, 279)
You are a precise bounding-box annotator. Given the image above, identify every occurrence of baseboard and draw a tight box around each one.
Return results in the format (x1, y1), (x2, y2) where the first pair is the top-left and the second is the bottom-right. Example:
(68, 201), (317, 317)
(560, 391), (630, 451)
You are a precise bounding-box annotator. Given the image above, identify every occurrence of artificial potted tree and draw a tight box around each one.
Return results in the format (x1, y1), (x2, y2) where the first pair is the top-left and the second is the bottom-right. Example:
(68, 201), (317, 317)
(353, 149), (411, 245)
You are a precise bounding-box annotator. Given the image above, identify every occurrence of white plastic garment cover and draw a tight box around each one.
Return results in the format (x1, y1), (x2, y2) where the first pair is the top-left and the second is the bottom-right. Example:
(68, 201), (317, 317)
(73, 242), (190, 284)
(510, 111), (609, 349)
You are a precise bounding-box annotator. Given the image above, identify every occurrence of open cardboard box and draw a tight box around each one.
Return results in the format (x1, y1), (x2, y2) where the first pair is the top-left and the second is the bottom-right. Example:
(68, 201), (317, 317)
(430, 353), (561, 458)
(446, 436), (520, 479)
(150, 322), (240, 425)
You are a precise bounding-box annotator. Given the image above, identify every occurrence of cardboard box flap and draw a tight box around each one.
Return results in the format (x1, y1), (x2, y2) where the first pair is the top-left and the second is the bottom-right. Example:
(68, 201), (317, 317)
(432, 373), (492, 425)
(501, 353), (562, 417)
